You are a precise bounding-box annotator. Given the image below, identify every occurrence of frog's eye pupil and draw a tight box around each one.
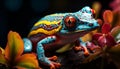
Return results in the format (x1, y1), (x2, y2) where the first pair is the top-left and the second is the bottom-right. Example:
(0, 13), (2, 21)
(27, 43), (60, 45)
(64, 16), (76, 28)
(68, 20), (71, 24)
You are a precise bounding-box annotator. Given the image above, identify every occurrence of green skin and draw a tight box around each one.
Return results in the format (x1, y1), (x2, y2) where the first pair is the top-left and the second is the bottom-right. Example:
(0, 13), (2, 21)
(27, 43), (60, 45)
(23, 6), (99, 67)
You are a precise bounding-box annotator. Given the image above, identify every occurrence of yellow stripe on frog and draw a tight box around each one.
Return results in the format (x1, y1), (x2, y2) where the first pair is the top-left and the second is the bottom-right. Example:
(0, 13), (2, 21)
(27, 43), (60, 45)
(28, 26), (62, 36)
(28, 20), (62, 36)
(34, 20), (61, 26)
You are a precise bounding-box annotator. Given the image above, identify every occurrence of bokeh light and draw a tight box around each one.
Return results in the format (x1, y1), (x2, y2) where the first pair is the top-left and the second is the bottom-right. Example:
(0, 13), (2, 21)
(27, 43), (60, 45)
(4, 0), (22, 11)
(30, 0), (49, 13)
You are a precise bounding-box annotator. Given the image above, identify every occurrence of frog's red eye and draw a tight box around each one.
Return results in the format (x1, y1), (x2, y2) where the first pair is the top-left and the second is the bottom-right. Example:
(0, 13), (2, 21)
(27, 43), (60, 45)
(64, 16), (76, 28)
(90, 9), (95, 14)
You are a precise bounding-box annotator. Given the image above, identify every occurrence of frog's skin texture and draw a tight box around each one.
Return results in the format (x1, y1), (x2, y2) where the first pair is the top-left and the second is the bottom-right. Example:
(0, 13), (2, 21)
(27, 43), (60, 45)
(23, 6), (99, 67)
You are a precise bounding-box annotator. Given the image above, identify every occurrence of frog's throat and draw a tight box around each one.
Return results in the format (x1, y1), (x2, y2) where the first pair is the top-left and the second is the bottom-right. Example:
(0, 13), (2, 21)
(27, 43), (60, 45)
(63, 27), (98, 39)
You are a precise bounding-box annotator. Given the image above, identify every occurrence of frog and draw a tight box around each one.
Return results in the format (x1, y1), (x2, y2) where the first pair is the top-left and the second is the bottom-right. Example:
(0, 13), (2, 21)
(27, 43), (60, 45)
(23, 6), (99, 69)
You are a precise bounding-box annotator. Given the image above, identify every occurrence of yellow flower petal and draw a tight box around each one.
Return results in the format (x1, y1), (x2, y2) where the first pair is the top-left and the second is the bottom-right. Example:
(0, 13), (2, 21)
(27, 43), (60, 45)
(92, 1), (101, 19)
(5, 31), (24, 61)
(0, 47), (5, 55)
(16, 54), (39, 69)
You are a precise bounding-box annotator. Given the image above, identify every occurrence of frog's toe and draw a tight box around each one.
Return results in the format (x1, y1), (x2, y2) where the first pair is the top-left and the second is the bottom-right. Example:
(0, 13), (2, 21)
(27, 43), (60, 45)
(86, 41), (101, 52)
(73, 46), (82, 52)
(51, 61), (61, 69)
(48, 55), (58, 61)
(50, 63), (56, 69)
(82, 46), (90, 56)
(48, 56), (61, 69)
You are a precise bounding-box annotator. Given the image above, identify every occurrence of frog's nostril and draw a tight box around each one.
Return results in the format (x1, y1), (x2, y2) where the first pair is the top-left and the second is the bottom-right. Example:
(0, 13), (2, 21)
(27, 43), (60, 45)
(89, 23), (93, 27)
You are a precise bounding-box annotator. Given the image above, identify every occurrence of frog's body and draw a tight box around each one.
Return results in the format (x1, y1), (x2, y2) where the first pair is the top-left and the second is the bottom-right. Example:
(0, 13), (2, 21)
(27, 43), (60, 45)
(23, 6), (99, 68)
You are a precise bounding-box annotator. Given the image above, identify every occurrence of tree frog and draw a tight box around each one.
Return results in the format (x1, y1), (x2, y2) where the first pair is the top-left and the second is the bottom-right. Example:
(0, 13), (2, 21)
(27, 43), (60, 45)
(23, 6), (99, 68)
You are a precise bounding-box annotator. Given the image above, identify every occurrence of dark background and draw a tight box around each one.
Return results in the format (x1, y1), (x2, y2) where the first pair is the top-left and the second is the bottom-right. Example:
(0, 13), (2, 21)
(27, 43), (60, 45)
(0, 0), (113, 48)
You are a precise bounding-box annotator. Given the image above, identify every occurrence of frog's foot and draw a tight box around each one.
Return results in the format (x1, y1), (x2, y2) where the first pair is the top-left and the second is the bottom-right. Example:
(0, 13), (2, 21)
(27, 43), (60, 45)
(81, 42), (101, 56)
(86, 42), (101, 52)
(48, 55), (58, 61)
(73, 45), (89, 56)
(50, 61), (61, 69)
(39, 58), (61, 69)
(73, 46), (82, 52)
(48, 56), (61, 69)
(81, 45), (89, 56)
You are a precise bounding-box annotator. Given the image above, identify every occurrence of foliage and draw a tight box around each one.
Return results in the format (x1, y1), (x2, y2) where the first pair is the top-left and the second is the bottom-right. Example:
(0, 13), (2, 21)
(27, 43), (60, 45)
(83, 1), (120, 69)
(0, 31), (40, 69)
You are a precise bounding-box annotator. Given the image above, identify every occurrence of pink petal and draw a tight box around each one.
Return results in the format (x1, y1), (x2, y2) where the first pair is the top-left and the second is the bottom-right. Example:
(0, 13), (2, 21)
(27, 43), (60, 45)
(86, 42), (100, 51)
(102, 23), (111, 34)
(98, 35), (107, 47)
(110, 0), (120, 11)
(106, 34), (116, 47)
(92, 33), (102, 41)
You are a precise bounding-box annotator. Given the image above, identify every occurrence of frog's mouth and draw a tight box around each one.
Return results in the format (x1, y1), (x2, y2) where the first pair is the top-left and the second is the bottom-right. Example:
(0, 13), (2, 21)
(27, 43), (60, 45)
(75, 26), (99, 33)
(73, 26), (99, 37)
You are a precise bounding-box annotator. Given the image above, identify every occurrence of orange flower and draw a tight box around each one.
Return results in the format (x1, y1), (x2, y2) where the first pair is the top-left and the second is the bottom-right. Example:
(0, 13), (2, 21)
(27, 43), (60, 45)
(0, 47), (5, 55)
(0, 31), (40, 69)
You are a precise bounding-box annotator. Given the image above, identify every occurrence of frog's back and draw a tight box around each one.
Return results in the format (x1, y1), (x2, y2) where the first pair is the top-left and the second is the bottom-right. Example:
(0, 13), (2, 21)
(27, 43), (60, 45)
(28, 13), (65, 37)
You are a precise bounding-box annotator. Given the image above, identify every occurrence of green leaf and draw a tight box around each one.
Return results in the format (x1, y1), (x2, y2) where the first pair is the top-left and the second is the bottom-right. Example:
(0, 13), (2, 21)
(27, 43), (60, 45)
(112, 11), (120, 28)
(111, 26), (120, 42)
(56, 44), (74, 53)
(108, 43), (120, 56)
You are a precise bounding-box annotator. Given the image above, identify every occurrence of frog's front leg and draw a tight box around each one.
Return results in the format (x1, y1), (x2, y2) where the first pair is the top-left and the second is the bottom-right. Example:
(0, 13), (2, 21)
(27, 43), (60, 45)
(37, 36), (60, 68)
(74, 38), (89, 56)
(23, 38), (32, 53)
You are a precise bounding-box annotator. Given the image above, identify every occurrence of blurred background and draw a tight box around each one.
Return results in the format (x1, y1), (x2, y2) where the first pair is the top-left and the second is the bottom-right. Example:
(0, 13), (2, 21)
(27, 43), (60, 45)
(0, 0), (113, 48)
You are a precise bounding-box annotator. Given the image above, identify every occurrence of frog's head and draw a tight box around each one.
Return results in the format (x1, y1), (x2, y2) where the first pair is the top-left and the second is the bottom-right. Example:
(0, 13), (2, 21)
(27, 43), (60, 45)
(62, 6), (99, 33)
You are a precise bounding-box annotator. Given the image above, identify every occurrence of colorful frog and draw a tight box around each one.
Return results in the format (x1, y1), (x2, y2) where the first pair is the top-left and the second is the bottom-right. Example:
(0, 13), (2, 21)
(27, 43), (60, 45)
(23, 6), (99, 68)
